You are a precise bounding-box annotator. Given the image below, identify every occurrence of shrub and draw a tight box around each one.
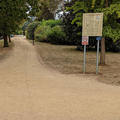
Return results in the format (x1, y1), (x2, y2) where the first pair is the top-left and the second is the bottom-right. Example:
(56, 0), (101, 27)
(41, 19), (62, 27)
(22, 21), (32, 35)
(62, 1), (81, 45)
(26, 21), (40, 40)
(34, 24), (66, 44)
(22, 21), (32, 31)
(48, 25), (66, 44)
(34, 25), (51, 42)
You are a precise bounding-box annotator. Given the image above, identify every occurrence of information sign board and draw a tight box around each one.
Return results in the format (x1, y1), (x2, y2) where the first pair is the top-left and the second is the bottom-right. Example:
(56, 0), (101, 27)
(82, 13), (103, 36)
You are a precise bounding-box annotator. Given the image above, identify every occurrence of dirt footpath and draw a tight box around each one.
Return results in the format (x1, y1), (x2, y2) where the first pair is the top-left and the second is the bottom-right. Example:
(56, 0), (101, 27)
(0, 36), (120, 120)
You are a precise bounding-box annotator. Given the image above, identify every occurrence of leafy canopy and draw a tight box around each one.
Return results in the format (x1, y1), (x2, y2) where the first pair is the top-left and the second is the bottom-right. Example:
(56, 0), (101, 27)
(67, 0), (120, 41)
(0, 0), (39, 35)
(35, 0), (63, 20)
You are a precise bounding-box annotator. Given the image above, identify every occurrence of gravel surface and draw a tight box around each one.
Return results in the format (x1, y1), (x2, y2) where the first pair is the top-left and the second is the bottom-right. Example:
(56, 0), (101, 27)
(0, 36), (120, 120)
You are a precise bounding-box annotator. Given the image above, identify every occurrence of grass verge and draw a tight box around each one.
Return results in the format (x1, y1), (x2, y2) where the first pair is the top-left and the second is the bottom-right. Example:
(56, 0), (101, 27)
(35, 42), (120, 86)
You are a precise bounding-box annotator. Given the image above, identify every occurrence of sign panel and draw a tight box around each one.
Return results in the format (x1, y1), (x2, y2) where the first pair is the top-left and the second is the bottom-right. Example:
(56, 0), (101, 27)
(82, 13), (103, 36)
(96, 36), (102, 41)
(82, 36), (89, 45)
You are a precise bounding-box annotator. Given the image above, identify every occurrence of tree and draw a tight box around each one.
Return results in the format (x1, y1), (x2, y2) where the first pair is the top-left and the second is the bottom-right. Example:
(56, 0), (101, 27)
(62, 0), (82, 45)
(0, 0), (39, 47)
(36, 0), (54, 20)
(35, 0), (63, 20)
(91, 0), (120, 64)
(65, 0), (120, 63)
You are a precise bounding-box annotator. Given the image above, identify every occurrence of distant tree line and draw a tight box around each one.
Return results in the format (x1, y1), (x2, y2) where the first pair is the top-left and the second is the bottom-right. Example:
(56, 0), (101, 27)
(0, 0), (63, 47)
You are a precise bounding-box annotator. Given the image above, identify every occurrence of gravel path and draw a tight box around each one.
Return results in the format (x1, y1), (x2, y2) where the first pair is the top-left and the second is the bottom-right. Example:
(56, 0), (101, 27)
(0, 36), (120, 120)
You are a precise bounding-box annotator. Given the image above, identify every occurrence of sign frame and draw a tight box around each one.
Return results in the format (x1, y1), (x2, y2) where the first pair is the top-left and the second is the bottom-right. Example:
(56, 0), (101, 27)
(82, 13), (103, 37)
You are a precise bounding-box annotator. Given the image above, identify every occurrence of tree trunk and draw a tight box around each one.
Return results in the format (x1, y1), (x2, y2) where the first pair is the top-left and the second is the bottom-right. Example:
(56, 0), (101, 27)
(8, 35), (11, 43)
(106, 0), (108, 7)
(100, 0), (108, 65)
(3, 35), (9, 47)
(23, 31), (25, 35)
(100, 38), (105, 65)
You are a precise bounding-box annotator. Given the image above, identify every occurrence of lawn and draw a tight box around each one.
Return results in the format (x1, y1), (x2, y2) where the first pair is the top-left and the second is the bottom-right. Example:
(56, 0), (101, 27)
(36, 42), (120, 86)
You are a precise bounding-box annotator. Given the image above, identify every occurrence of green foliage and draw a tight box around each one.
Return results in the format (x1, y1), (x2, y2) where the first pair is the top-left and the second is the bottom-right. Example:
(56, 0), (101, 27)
(0, 0), (39, 47)
(62, 1), (82, 45)
(26, 21), (40, 40)
(96, 3), (120, 42)
(33, 19), (66, 44)
(34, 25), (51, 42)
(35, 0), (63, 20)
(70, 0), (120, 42)
(15, 29), (23, 35)
(48, 25), (66, 44)
(0, 0), (39, 35)
(62, 0), (120, 51)
(22, 21), (32, 32)
(36, 1), (54, 20)
(41, 19), (62, 27)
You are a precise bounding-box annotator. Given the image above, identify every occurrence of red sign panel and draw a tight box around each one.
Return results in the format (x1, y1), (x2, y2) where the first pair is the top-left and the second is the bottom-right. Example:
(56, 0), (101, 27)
(82, 36), (89, 45)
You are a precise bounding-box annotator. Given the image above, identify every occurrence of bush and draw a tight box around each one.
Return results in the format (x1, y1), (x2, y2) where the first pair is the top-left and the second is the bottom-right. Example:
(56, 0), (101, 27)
(34, 25), (51, 42)
(27, 20), (66, 45)
(22, 21), (32, 35)
(48, 26), (66, 44)
(113, 40), (120, 52)
(62, 1), (81, 45)
(41, 19), (62, 27)
(26, 21), (40, 40)
(34, 25), (66, 44)
(105, 38), (120, 52)
(22, 21), (32, 31)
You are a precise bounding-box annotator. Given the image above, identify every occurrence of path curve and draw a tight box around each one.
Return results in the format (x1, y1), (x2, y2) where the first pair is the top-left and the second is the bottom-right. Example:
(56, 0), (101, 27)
(0, 36), (120, 120)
